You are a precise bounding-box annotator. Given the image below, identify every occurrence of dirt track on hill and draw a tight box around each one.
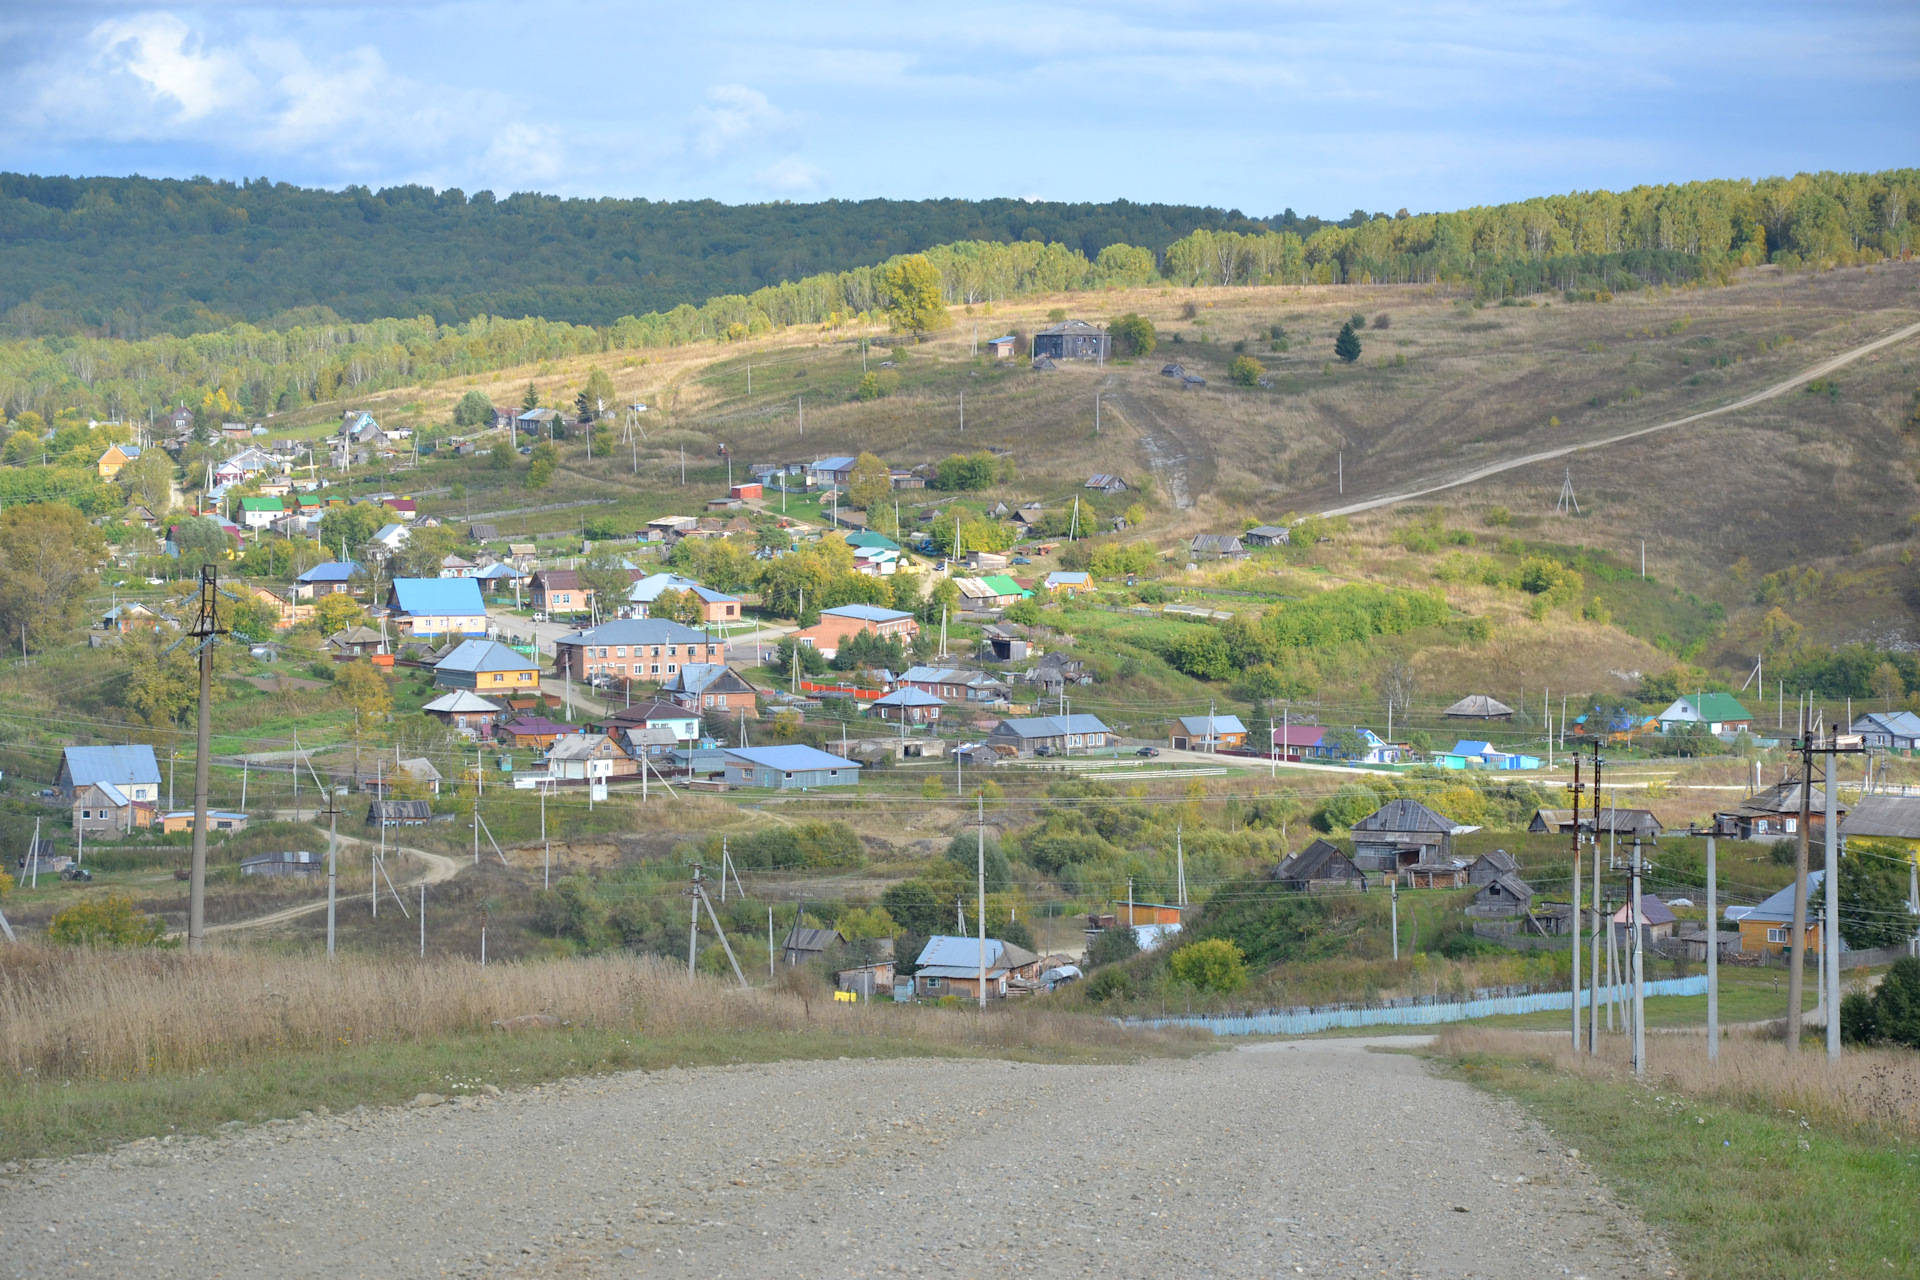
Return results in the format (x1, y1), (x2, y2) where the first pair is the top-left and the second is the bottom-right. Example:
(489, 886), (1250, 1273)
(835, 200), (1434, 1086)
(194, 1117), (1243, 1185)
(0, 1035), (1674, 1279)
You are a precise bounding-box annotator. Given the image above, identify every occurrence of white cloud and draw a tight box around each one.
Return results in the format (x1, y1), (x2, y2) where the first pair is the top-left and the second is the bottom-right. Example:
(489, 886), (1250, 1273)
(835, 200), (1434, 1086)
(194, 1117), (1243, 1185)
(692, 84), (790, 158)
(90, 13), (255, 122)
(756, 155), (825, 194)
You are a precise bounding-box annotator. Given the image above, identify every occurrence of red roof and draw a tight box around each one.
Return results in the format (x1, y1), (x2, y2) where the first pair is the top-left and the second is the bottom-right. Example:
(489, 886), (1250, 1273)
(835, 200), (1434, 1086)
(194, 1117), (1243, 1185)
(497, 717), (580, 737)
(1273, 726), (1327, 747)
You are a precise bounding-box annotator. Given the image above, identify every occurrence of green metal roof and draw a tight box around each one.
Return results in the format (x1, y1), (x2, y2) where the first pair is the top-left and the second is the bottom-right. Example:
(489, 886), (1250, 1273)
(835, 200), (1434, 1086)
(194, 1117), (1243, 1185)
(981, 574), (1031, 597)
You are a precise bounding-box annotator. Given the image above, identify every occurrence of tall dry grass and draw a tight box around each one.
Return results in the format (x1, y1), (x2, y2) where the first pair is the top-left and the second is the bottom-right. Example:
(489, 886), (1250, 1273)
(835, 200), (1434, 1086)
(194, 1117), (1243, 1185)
(0, 944), (1196, 1082)
(1435, 1025), (1920, 1139)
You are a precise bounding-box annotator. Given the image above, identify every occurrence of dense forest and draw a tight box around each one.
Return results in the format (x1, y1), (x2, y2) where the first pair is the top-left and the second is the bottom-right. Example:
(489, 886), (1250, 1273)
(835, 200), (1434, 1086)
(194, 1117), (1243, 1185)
(0, 168), (1912, 424)
(0, 176), (1288, 338)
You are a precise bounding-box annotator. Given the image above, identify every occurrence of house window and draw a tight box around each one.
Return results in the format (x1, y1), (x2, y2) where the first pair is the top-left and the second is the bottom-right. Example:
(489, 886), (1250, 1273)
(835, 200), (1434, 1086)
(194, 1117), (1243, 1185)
(650, 664), (660, 675)
(923, 977), (941, 990)
(668, 645), (678, 657)
(1785, 819), (1797, 833)
(666, 664), (678, 674)
(1767, 927), (1789, 944)
(617, 646), (626, 657)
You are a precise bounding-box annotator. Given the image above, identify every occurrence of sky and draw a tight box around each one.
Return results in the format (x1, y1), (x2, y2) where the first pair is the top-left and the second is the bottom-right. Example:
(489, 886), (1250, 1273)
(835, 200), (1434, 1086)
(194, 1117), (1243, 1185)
(0, 2), (1914, 217)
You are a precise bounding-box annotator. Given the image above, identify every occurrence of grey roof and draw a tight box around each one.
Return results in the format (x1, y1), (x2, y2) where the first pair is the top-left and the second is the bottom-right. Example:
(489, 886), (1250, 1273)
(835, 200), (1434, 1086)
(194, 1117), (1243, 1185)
(1721, 780), (1838, 818)
(557, 618), (716, 647)
(1471, 849), (1520, 875)
(1743, 873), (1823, 924)
(782, 926), (845, 953)
(723, 745), (863, 772)
(1190, 534), (1243, 553)
(1444, 695), (1516, 718)
(872, 687), (946, 707)
(422, 690), (505, 713)
(1613, 894), (1678, 927)
(546, 733), (616, 761)
(992, 714), (1111, 739)
(1475, 873), (1535, 902)
(1036, 319), (1102, 334)
(1352, 798), (1456, 836)
(663, 663), (757, 696)
(61, 745), (161, 789)
(1273, 839), (1361, 883)
(367, 799), (432, 819)
(1839, 795), (1920, 840)
(435, 639), (535, 674)
(1176, 714), (1247, 736)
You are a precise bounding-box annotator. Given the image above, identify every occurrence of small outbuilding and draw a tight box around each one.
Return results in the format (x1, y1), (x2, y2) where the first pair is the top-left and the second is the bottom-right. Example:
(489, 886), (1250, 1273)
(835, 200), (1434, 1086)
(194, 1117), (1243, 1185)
(1443, 695), (1515, 721)
(1272, 839), (1367, 891)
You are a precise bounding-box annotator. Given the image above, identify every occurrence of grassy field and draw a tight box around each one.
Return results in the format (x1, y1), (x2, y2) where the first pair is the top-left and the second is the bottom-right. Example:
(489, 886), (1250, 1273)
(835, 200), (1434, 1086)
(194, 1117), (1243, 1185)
(1474, 964), (1816, 1031)
(0, 944), (1208, 1163)
(1433, 1028), (1920, 1280)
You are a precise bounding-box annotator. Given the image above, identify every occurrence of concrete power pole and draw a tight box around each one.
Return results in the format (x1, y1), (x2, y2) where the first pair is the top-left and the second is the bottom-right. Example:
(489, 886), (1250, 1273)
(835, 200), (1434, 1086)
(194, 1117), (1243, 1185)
(186, 565), (226, 953)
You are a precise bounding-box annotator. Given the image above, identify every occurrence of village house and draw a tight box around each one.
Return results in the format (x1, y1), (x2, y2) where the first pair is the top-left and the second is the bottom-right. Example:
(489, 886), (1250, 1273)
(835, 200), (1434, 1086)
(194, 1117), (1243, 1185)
(56, 745), (161, 806)
(438, 554), (476, 578)
(870, 686), (945, 725)
(1084, 473), (1128, 494)
(432, 638), (541, 696)
(901, 936), (1041, 1000)
(1839, 794), (1920, 852)
(552, 618), (725, 681)
(367, 799), (432, 828)
(1711, 779), (1842, 842)
(517, 407), (560, 436)
(421, 689), (506, 737)
(1729, 875), (1825, 955)
(545, 732), (636, 781)
(662, 663), (760, 714)
(1243, 524), (1291, 548)
(721, 744), (862, 790)
(529, 569), (593, 618)
(953, 575), (1028, 610)
(985, 335), (1019, 360)
(1028, 652), (1091, 695)
(895, 666), (1009, 704)
(96, 442), (142, 480)
(1465, 849), (1520, 886)
(627, 572), (740, 623)
(1443, 695), (1516, 721)
(1527, 807), (1663, 839)
(1349, 799), (1462, 874)
(807, 456), (859, 488)
(988, 714), (1113, 757)
(780, 925), (845, 966)
(324, 625), (387, 660)
(386, 578), (488, 639)
(1612, 894), (1678, 944)
(1031, 320), (1110, 362)
(293, 561), (361, 599)
(468, 522), (501, 544)
(1170, 713), (1246, 752)
(1468, 873), (1536, 918)
(1189, 533), (1245, 559)
(1851, 710), (1920, 754)
(789, 604), (920, 660)
(495, 717), (581, 751)
(71, 781), (153, 835)
(1272, 839), (1367, 891)
(1657, 692), (1753, 736)
(595, 700), (703, 743)
(1043, 571), (1090, 597)
(156, 809), (249, 835)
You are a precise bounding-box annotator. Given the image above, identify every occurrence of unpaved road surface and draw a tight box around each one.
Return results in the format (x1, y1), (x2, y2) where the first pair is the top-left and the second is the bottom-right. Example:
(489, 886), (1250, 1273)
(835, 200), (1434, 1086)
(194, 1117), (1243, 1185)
(0, 1036), (1672, 1279)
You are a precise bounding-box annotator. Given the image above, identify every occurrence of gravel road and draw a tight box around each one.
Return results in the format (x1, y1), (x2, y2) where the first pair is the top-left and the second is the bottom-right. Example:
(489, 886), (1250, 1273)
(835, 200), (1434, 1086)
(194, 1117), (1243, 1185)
(0, 1035), (1674, 1279)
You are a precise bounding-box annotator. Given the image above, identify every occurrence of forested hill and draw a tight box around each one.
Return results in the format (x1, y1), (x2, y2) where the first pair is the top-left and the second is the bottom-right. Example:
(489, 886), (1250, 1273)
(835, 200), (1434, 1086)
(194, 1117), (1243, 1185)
(0, 175), (1288, 338)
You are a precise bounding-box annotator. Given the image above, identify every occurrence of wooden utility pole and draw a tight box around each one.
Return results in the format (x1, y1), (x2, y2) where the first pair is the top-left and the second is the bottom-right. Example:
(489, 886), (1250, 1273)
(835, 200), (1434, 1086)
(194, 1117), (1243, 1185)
(186, 565), (225, 953)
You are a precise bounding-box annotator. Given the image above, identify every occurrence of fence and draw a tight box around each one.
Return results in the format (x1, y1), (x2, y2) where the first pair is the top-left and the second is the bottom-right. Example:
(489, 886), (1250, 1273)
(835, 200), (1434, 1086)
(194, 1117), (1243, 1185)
(1121, 976), (1709, 1037)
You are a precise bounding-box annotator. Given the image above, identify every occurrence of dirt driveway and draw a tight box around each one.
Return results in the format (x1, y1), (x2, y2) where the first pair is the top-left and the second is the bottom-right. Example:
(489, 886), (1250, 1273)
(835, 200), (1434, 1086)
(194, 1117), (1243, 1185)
(0, 1035), (1672, 1278)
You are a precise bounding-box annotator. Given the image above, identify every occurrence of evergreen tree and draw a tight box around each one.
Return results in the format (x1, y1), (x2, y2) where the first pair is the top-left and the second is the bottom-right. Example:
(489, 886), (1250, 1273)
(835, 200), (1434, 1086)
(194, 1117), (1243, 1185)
(1334, 321), (1362, 364)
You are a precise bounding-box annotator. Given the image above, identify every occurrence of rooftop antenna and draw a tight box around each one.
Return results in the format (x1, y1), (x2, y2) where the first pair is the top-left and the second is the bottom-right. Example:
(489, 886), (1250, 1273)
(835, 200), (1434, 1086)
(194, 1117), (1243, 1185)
(1556, 468), (1581, 515)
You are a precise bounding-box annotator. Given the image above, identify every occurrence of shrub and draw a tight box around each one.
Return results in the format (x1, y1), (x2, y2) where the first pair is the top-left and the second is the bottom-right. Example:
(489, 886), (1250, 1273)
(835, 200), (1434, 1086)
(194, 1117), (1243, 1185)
(1840, 990), (1880, 1044)
(1108, 313), (1156, 358)
(1085, 967), (1136, 1002)
(1768, 838), (1797, 867)
(1228, 356), (1266, 386)
(1168, 938), (1248, 992)
(1371, 313), (1391, 330)
(1087, 925), (1140, 967)
(452, 390), (494, 428)
(47, 894), (168, 948)
(1483, 506), (1511, 526)
(881, 880), (943, 936)
(944, 831), (1012, 893)
(1872, 956), (1920, 1048)
(1318, 783), (1379, 829)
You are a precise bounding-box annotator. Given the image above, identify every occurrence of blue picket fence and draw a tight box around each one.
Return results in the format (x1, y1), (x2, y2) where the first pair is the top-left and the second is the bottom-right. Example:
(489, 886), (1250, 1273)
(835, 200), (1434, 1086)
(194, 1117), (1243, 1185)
(1123, 976), (1710, 1037)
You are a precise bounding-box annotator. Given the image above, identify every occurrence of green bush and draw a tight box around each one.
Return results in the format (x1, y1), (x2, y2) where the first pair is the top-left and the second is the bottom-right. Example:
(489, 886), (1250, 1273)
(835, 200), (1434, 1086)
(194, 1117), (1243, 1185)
(1085, 967), (1136, 1002)
(1319, 783), (1379, 829)
(944, 831), (1011, 893)
(1167, 938), (1248, 992)
(1107, 313), (1156, 358)
(452, 390), (494, 428)
(1087, 925), (1140, 967)
(47, 894), (168, 947)
(1871, 956), (1920, 1048)
(1839, 990), (1880, 1045)
(1228, 355), (1265, 386)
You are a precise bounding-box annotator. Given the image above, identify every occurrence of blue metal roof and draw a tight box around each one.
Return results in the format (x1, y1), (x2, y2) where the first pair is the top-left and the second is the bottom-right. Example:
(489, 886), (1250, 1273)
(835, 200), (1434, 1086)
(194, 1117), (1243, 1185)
(873, 687), (945, 706)
(297, 560), (361, 583)
(722, 745), (862, 773)
(821, 604), (913, 623)
(810, 456), (857, 471)
(558, 618), (714, 647)
(994, 714), (1111, 738)
(1177, 714), (1246, 735)
(390, 578), (485, 616)
(62, 745), (161, 788)
(1450, 740), (1496, 756)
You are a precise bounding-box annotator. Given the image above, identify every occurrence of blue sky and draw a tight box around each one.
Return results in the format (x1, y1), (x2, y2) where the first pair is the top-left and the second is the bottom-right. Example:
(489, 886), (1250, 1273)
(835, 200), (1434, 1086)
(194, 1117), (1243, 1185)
(2, 2), (1913, 216)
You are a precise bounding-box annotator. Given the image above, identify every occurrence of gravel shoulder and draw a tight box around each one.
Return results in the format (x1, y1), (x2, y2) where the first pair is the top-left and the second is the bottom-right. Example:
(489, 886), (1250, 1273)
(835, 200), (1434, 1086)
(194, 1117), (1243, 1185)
(0, 1034), (1674, 1279)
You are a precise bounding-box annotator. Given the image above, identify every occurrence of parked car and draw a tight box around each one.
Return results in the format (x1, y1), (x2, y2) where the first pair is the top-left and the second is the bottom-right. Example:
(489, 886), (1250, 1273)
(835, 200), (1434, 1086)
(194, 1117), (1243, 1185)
(1035, 745), (1056, 758)
(1011, 556), (1031, 565)
(60, 865), (92, 882)
(1136, 746), (1160, 757)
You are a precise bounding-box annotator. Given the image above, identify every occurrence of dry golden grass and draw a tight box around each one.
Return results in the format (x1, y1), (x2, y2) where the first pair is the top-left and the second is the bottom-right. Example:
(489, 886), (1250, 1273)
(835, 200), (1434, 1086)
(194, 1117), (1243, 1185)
(1435, 1024), (1920, 1139)
(0, 944), (1198, 1084)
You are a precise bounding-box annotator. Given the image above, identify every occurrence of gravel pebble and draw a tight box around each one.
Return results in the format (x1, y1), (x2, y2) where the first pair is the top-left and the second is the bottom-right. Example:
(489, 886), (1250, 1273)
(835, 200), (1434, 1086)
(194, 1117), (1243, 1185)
(0, 1034), (1675, 1278)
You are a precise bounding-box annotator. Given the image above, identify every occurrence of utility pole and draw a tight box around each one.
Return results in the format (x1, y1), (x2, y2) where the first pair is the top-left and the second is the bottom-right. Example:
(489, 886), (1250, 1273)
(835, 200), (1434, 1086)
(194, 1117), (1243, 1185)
(1390, 879), (1398, 961)
(1787, 706), (1811, 1053)
(187, 565), (225, 952)
(977, 794), (988, 1010)
(1570, 753), (1583, 1053)
(1630, 835), (1646, 1077)
(1706, 833), (1718, 1062)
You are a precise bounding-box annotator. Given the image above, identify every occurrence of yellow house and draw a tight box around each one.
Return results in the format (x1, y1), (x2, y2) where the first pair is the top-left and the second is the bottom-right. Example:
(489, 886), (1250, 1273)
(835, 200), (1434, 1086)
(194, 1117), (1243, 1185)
(431, 638), (542, 695)
(97, 442), (143, 480)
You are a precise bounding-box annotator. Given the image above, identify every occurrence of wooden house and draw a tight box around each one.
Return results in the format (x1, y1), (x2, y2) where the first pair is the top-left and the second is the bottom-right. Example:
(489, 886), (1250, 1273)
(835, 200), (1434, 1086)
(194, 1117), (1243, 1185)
(1350, 799), (1460, 873)
(545, 732), (636, 781)
(781, 925), (846, 966)
(495, 717), (581, 750)
(1031, 320), (1110, 362)
(1170, 713), (1246, 751)
(1467, 873), (1534, 918)
(1731, 875), (1824, 955)
(1243, 525), (1290, 547)
(1465, 849), (1519, 886)
(367, 799), (431, 828)
(662, 663), (760, 715)
(1272, 839), (1366, 891)
(1711, 780), (1842, 842)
